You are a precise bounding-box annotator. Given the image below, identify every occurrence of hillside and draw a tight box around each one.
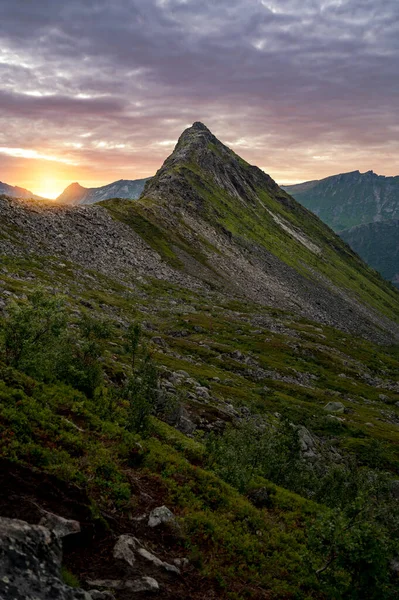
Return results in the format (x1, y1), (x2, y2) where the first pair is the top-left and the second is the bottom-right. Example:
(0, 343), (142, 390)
(0, 180), (44, 201)
(283, 170), (399, 231)
(340, 220), (399, 288)
(1, 123), (399, 600)
(56, 178), (151, 205)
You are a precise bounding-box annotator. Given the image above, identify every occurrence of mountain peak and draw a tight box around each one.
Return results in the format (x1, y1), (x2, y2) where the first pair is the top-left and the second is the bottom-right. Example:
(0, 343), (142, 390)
(142, 122), (281, 210)
(191, 121), (211, 131)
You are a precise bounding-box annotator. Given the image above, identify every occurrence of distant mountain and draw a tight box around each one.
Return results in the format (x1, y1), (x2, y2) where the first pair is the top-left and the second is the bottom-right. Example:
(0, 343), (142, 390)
(283, 170), (399, 231)
(0, 181), (44, 201)
(340, 220), (399, 288)
(56, 178), (151, 205)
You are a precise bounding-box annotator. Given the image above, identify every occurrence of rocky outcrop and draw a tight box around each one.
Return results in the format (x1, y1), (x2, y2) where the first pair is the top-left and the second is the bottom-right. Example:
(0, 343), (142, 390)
(0, 517), (90, 600)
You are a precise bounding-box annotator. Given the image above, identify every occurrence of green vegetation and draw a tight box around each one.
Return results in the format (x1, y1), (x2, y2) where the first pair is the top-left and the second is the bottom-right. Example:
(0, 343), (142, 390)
(1, 287), (399, 599)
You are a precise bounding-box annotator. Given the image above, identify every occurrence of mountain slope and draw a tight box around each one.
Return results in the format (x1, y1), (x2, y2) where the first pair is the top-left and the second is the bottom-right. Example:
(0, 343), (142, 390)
(0, 180), (44, 201)
(340, 219), (399, 288)
(283, 170), (399, 231)
(102, 122), (399, 342)
(2, 124), (399, 599)
(56, 177), (151, 205)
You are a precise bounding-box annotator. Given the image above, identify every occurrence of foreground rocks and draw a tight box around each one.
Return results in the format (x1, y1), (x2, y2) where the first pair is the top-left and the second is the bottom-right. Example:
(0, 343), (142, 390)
(0, 517), (90, 600)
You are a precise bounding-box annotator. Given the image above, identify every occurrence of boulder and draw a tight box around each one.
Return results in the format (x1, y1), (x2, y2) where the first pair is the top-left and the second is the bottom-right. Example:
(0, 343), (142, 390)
(137, 547), (180, 575)
(324, 401), (345, 414)
(113, 534), (136, 568)
(0, 516), (90, 600)
(195, 386), (210, 400)
(113, 534), (180, 575)
(87, 577), (159, 592)
(39, 511), (81, 539)
(148, 506), (176, 528)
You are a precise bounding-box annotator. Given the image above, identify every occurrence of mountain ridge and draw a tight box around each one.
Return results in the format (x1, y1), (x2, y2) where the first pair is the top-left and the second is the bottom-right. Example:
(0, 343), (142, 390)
(101, 122), (399, 342)
(0, 181), (45, 201)
(56, 177), (151, 205)
(283, 169), (399, 230)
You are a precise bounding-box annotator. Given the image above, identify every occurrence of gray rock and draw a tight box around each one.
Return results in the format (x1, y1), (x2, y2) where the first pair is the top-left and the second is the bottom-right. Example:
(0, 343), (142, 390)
(113, 534), (179, 575)
(39, 511), (81, 539)
(148, 506), (176, 528)
(324, 401), (345, 414)
(137, 547), (180, 575)
(113, 534), (136, 568)
(175, 370), (190, 378)
(0, 516), (90, 600)
(89, 592), (115, 600)
(152, 337), (167, 347)
(87, 577), (159, 592)
(195, 386), (210, 400)
(173, 557), (190, 568)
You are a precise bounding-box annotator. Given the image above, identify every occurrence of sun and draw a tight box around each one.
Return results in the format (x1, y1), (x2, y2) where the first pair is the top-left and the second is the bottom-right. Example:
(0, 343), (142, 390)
(34, 178), (63, 200)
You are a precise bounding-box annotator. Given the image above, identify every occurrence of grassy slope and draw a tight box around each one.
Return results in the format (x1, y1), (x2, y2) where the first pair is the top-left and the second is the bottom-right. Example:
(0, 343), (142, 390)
(1, 255), (399, 597)
(108, 158), (399, 323)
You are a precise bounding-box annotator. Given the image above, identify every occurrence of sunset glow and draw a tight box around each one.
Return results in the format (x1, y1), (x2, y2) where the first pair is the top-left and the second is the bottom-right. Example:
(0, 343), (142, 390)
(0, 1), (398, 197)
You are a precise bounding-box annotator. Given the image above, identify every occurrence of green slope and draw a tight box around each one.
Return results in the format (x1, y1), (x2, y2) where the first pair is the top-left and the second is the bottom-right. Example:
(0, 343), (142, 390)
(103, 123), (399, 331)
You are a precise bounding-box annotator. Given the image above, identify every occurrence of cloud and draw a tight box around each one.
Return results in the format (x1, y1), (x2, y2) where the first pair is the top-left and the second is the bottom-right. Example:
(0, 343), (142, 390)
(0, 0), (398, 194)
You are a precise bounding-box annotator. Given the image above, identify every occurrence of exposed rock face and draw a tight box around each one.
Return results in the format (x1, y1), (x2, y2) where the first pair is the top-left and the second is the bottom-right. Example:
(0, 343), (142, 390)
(0, 517), (90, 600)
(56, 178), (151, 206)
(283, 170), (399, 231)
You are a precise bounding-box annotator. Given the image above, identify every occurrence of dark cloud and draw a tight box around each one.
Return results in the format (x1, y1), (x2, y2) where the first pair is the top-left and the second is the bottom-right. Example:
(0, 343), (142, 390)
(0, 0), (398, 194)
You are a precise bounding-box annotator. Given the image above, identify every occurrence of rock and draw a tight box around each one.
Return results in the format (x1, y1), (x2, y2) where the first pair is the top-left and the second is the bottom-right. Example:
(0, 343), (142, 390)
(113, 534), (136, 568)
(324, 401), (345, 414)
(113, 534), (179, 575)
(175, 370), (190, 378)
(390, 559), (399, 573)
(89, 592), (115, 600)
(0, 516), (90, 600)
(39, 511), (81, 539)
(173, 557), (190, 568)
(195, 386), (210, 400)
(137, 547), (180, 575)
(152, 336), (166, 347)
(87, 578), (159, 592)
(247, 488), (271, 508)
(148, 506), (176, 528)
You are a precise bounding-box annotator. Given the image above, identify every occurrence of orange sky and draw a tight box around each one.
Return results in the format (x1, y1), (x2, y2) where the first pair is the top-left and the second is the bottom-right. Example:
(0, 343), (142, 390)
(1, 1), (399, 199)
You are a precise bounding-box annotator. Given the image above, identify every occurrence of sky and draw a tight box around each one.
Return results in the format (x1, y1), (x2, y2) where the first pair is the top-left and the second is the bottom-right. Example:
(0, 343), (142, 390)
(0, 0), (398, 198)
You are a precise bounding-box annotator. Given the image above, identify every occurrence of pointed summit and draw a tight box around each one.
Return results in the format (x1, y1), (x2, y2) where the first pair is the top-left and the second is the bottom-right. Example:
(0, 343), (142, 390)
(142, 122), (282, 211)
(56, 182), (88, 206)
